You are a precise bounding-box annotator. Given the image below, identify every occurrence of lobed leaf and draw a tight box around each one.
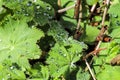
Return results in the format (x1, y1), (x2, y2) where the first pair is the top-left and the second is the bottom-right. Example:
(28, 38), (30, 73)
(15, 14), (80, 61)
(0, 18), (44, 79)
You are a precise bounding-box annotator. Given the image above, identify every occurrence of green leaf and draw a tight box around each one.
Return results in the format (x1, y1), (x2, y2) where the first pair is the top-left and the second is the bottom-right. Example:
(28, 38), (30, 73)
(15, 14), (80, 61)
(2, 0), (54, 25)
(108, 3), (120, 32)
(111, 0), (120, 5)
(47, 21), (68, 45)
(110, 28), (120, 37)
(80, 25), (100, 43)
(30, 64), (49, 80)
(0, 18), (44, 78)
(93, 41), (120, 79)
(46, 38), (87, 78)
(86, 0), (98, 5)
(109, 3), (120, 17)
(60, 0), (77, 29)
(97, 65), (120, 80)
(76, 69), (90, 80)
(0, 0), (2, 7)
(33, 0), (54, 26)
(41, 0), (58, 10)
(0, 61), (26, 80)
(2, 0), (33, 21)
(9, 69), (26, 80)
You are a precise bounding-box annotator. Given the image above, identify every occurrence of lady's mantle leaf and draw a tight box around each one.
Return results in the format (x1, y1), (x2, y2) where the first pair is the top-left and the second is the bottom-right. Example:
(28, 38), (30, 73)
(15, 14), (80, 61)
(46, 38), (87, 78)
(29, 64), (49, 80)
(0, 18), (44, 69)
(97, 65), (120, 80)
(93, 41), (120, 79)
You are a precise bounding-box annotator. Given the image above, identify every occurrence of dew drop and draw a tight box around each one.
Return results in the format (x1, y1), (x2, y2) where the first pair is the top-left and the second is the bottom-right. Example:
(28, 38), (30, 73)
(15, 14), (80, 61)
(48, 15), (53, 19)
(27, 1), (32, 6)
(10, 66), (14, 70)
(36, 12), (42, 15)
(24, 13), (29, 16)
(46, 6), (52, 11)
(33, 0), (36, 2)
(36, 5), (41, 9)
(63, 54), (67, 57)
(43, 12), (47, 16)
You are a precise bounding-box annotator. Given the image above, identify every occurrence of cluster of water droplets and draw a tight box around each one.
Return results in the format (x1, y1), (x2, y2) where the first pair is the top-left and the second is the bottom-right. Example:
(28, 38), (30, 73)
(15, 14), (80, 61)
(34, 3), (53, 20)
(26, 1), (32, 7)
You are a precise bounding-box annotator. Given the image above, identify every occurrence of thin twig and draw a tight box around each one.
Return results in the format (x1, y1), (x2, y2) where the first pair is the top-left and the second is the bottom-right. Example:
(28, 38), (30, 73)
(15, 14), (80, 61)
(94, 0), (110, 55)
(89, 4), (97, 18)
(76, 1), (82, 30)
(73, 0), (82, 39)
(101, 0), (110, 26)
(85, 59), (96, 80)
(74, 0), (81, 19)
(94, 41), (102, 54)
(83, 48), (106, 60)
(57, 4), (75, 13)
(91, 4), (97, 13)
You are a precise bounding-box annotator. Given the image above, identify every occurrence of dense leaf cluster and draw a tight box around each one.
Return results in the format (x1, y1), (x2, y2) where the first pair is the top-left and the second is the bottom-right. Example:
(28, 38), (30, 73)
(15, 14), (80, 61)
(0, 0), (120, 80)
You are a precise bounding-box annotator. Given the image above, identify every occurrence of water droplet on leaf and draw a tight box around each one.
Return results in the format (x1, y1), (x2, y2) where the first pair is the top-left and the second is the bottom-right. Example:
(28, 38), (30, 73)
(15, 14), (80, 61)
(10, 66), (14, 70)
(36, 5), (41, 9)
(46, 6), (52, 11)
(43, 12), (47, 16)
(27, 1), (32, 6)
(24, 13), (29, 16)
(63, 54), (67, 57)
(48, 14), (53, 19)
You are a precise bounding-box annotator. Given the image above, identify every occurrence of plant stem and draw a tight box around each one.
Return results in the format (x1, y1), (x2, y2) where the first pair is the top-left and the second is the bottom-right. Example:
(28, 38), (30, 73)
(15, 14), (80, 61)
(85, 59), (96, 80)
(94, 0), (110, 55)
(91, 4), (97, 13)
(89, 3), (97, 18)
(57, 4), (75, 13)
(74, 0), (81, 19)
(76, 3), (82, 30)
(73, 0), (82, 39)
(101, 0), (110, 26)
